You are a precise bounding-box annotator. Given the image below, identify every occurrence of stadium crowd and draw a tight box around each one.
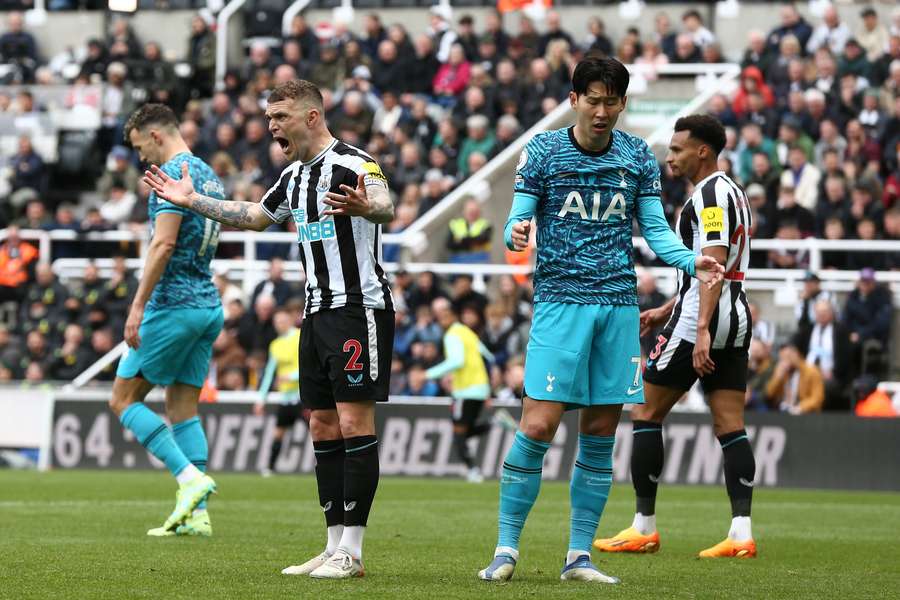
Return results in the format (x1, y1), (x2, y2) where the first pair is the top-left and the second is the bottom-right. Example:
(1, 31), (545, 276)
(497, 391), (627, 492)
(0, 4), (897, 414)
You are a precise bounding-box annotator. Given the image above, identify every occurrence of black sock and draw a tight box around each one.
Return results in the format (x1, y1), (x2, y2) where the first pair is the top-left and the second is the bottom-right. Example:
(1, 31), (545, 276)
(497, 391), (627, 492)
(343, 435), (379, 527)
(268, 439), (282, 471)
(454, 433), (474, 469)
(313, 439), (345, 527)
(719, 429), (755, 517)
(631, 420), (664, 516)
(467, 422), (491, 437)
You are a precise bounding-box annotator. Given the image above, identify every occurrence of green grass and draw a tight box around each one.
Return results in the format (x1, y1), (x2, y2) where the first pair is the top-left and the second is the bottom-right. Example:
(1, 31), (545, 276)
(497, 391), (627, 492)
(1, 471), (898, 599)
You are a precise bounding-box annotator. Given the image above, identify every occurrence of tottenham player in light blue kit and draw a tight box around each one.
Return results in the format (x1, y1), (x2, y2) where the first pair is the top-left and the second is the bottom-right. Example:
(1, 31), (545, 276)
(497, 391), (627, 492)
(108, 104), (225, 536)
(478, 56), (724, 584)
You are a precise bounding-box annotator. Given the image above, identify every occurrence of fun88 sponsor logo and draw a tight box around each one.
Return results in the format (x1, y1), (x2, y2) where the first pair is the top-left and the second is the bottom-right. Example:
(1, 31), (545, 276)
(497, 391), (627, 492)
(292, 208), (336, 242)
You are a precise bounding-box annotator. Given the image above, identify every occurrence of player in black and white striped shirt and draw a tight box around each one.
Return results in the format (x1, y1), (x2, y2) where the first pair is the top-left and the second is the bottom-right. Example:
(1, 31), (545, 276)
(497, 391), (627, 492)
(143, 79), (394, 579)
(595, 115), (759, 559)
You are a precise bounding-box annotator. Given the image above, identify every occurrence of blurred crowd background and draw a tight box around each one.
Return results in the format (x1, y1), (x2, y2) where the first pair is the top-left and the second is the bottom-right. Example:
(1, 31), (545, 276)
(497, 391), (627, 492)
(0, 2), (898, 415)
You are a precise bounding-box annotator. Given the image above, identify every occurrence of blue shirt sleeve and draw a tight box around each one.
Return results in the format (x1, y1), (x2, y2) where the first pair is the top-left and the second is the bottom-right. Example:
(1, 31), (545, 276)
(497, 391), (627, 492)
(636, 196), (696, 277)
(513, 135), (546, 197)
(504, 192), (538, 250)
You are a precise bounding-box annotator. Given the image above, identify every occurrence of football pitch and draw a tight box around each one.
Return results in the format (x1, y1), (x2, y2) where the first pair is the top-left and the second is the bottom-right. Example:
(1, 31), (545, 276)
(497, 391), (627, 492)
(2, 471), (898, 599)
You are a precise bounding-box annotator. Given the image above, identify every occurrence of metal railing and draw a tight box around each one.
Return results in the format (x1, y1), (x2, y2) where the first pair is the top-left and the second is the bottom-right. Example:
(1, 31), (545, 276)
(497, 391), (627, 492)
(215, 0), (250, 86)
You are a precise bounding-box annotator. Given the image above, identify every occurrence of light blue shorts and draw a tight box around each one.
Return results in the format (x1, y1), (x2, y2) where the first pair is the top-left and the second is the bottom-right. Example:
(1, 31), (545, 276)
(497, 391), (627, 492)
(524, 302), (644, 408)
(117, 306), (224, 388)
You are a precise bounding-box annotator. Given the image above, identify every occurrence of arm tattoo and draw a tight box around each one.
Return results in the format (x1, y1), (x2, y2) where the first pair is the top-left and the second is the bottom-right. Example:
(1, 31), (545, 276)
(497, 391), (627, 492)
(365, 186), (395, 224)
(189, 194), (259, 229)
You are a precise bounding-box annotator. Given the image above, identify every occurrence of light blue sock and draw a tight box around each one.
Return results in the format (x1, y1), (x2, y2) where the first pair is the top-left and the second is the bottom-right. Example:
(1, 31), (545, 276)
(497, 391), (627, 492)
(497, 431), (551, 551)
(172, 416), (208, 510)
(120, 403), (190, 478)
(568, 433), (615, 554)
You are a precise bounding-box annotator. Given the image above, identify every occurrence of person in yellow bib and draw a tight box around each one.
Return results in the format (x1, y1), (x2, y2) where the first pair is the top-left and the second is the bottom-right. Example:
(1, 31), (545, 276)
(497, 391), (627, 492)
(426, 297), (495, 482)
(255, 304), (308, 476)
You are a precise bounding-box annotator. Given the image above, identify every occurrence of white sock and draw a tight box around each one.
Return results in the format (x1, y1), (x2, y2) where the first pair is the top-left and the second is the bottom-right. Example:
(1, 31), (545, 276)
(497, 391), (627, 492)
(326, 525), (344, 555)
(495, 546), (519, 561)
(566, 550), (590, 565)
(632, 513), (656, 535)
(338, 525), (366, 559)
(728, 516), (752, 542)
(175, 463), (202, 485)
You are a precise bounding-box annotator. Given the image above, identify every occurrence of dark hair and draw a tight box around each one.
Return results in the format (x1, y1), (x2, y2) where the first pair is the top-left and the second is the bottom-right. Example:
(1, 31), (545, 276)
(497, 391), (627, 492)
(123, 103), (179, 143)
(682, 9), (703, 22)
(268, 79), (323, 108)
(673, 114), (726, 155)
(571, 54), (629, 98)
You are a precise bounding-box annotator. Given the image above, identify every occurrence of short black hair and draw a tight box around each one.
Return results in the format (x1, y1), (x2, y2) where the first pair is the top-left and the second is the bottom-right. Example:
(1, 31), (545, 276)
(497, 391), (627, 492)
(673, 114), (726, 155)
(571, 54), (629, 98)
(123, 103), (179, 143)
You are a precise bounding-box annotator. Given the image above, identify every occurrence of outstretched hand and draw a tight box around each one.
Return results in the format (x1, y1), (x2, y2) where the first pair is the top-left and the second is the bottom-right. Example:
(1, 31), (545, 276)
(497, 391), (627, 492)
(509, 220), (531, 251)
(323, 174), (372, 217)
(694, 255), (725, 288)
(142, 163), (196, 207)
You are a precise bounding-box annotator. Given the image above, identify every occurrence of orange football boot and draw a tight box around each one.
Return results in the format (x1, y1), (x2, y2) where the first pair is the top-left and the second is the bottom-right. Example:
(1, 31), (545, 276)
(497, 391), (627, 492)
(698, 538), (757, 558)
(593, 527), (660, 553)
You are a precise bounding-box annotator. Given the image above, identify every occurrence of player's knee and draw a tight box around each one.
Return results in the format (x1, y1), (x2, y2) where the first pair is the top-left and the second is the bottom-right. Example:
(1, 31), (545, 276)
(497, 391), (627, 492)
(632, 403), (667, 423)
(108, 390), (134, 417)
(338, 413), (373, 438)
(309, 410), (340, 440)
(520, 419), (555, 442)
(713, 416), (745, 437)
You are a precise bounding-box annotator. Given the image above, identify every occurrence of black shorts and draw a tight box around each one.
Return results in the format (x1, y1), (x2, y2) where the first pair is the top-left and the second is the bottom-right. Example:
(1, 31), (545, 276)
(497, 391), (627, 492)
(275, 401), (304, 428)
(300, 305), (394, 410)
(452, 399), (484, 426)
(643, 330), (748, 393)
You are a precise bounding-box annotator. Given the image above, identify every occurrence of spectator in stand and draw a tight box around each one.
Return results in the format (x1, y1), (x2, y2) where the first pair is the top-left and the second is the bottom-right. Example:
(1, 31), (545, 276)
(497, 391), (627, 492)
(653, 12), (678, 61)
(745, 183), (775, 240)
(803, 299), (854, 410)
(807, 4), (851, 55)
(494, 114), (521, 154)
(742, 30), (774, 76)
(671, 33), (702, 64)
(9, 136), (46, 198)
(768, 219), (809, 269)
(15, 199), (52, 230)
(308, 40), (345, 92)
(19, 261), (68, 335)
(884, 141), (900, 208)
(98, 182), (137, 227)
(743, 91), (779, 139)
(849, 179), (884, 228)
(816, 174), (851, 236)
(250, 257), (295, 308)
(187, 13), (215, 98)
(681, 9), (716, 49)
(843, 268), (893, 374)
(583, 17), (613, 56)
(738, 122), (778, 182)
(857, 7), (889, 62)
(815, 119), (848, 166)
(458, 115), (495, 177)
(777, 177), (816, 234)
(446, 198), (492, 264)
(15, 330), (50, 379)
(0, 225), (37, 304)
(0, 12), (39, 84)
(47, 323), (93, 381)
(97, 146), (140, 197)
(400, 363), (440, 397)
(733, 66), (775, 118)
(237, 293), (277, 355)
(871, 36), (900, 87)
(766, 341), (825, 414)
(780, 145), (821, 211)
(449, 273), (487, 316)
(433, 43), (471, 100)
